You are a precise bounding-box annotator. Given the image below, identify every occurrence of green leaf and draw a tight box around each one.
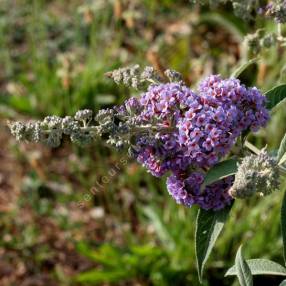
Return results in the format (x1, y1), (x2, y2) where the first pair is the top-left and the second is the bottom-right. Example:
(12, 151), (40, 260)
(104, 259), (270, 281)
(278, 133), (286, 163)
(279, 153), (286, 166)
(244, 141), (261, 155)
(235, 246), (253, 286)
(226, 259), (286, 277)
(195, 205), (232, 283)
(281, 191), (286, 265)
(74, 269), (129, 284)
(280, 280), (286, 286)
(231, 58), (259, 79)
(265, 84), (286, 110)
(202, 158), (238, 188)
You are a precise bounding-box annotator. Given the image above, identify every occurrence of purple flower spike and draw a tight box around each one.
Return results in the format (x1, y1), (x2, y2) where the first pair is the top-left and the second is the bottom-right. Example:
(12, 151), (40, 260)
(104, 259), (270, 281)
(117, 75), (269, 210)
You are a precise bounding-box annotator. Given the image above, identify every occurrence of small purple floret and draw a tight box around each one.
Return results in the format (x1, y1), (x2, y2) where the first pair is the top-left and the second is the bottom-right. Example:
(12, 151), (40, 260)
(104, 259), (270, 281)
(167, 172), (234, 210)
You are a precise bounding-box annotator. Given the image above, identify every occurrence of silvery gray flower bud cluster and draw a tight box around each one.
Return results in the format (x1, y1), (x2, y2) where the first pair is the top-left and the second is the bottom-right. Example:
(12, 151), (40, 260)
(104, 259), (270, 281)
(8, 99), (167, 150)
(105, 65), (183, 89)
(9, 110), (97, 148)
(244, 30), (277, 54)
(191, 0), (263, 20)
(192, 0), (286, 23)
(105, 65), (160, 89)
(229, 150), (280, 199)
(231, 0), (259, 20)
(94, 108), (131, 149)
(8, 66), (184, 150)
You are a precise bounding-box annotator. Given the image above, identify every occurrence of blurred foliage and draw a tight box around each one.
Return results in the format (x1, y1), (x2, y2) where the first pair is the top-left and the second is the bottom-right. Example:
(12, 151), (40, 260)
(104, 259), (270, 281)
(0, 0), (286, 285)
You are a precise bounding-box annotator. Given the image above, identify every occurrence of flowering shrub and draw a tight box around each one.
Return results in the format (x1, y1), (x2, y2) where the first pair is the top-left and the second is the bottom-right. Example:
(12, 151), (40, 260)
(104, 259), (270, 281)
(8, 62), (286, 285)
(7, 1), (286, 284)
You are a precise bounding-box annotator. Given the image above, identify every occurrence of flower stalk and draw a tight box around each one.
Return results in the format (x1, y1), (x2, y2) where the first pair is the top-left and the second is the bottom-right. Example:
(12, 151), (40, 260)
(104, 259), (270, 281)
(8, 66), (273, 210)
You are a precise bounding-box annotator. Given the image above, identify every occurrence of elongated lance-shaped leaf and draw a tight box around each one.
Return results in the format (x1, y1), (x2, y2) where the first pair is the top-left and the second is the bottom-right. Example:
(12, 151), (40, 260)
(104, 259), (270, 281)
(280, 153), (286, 166)
(265, 84), (286, 110)
(202, 158), (237, 188)
(281, 191), (286, 265)
(231, 58), (259, 79)
(278, 133), (286, 163)
(226, 259), (286, 277)
(195, 205), (232, 283)
(244, 141), (261, 155)
(235, 246), (253, 286)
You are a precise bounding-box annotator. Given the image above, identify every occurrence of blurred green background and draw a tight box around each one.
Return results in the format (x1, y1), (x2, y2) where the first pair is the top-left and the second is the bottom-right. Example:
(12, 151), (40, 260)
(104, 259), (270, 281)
(0, 0), (286, 285)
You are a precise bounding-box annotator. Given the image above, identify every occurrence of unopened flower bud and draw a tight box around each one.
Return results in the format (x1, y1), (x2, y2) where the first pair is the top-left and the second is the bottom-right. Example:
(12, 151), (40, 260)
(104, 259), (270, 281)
(229, 150), (280, 199)
(244, 31), (263, 54)
(75, 109), (93, 122)
(164, 69), (183, 82)
(260, 33), (276, 48)
(43, 116), (62, 129)
(62, 116), (79, 135)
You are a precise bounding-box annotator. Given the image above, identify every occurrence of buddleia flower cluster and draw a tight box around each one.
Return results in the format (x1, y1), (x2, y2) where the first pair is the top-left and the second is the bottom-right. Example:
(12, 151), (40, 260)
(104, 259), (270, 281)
(131, 75), (268, 209)
(9, 66), (271, 210)
(229, 150), (280, 198)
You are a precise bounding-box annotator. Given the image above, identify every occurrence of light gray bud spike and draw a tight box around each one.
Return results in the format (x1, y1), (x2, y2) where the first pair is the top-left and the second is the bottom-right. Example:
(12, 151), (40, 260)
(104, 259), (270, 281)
(9, 121), (42, 143)
(229, 150), (280, 199)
